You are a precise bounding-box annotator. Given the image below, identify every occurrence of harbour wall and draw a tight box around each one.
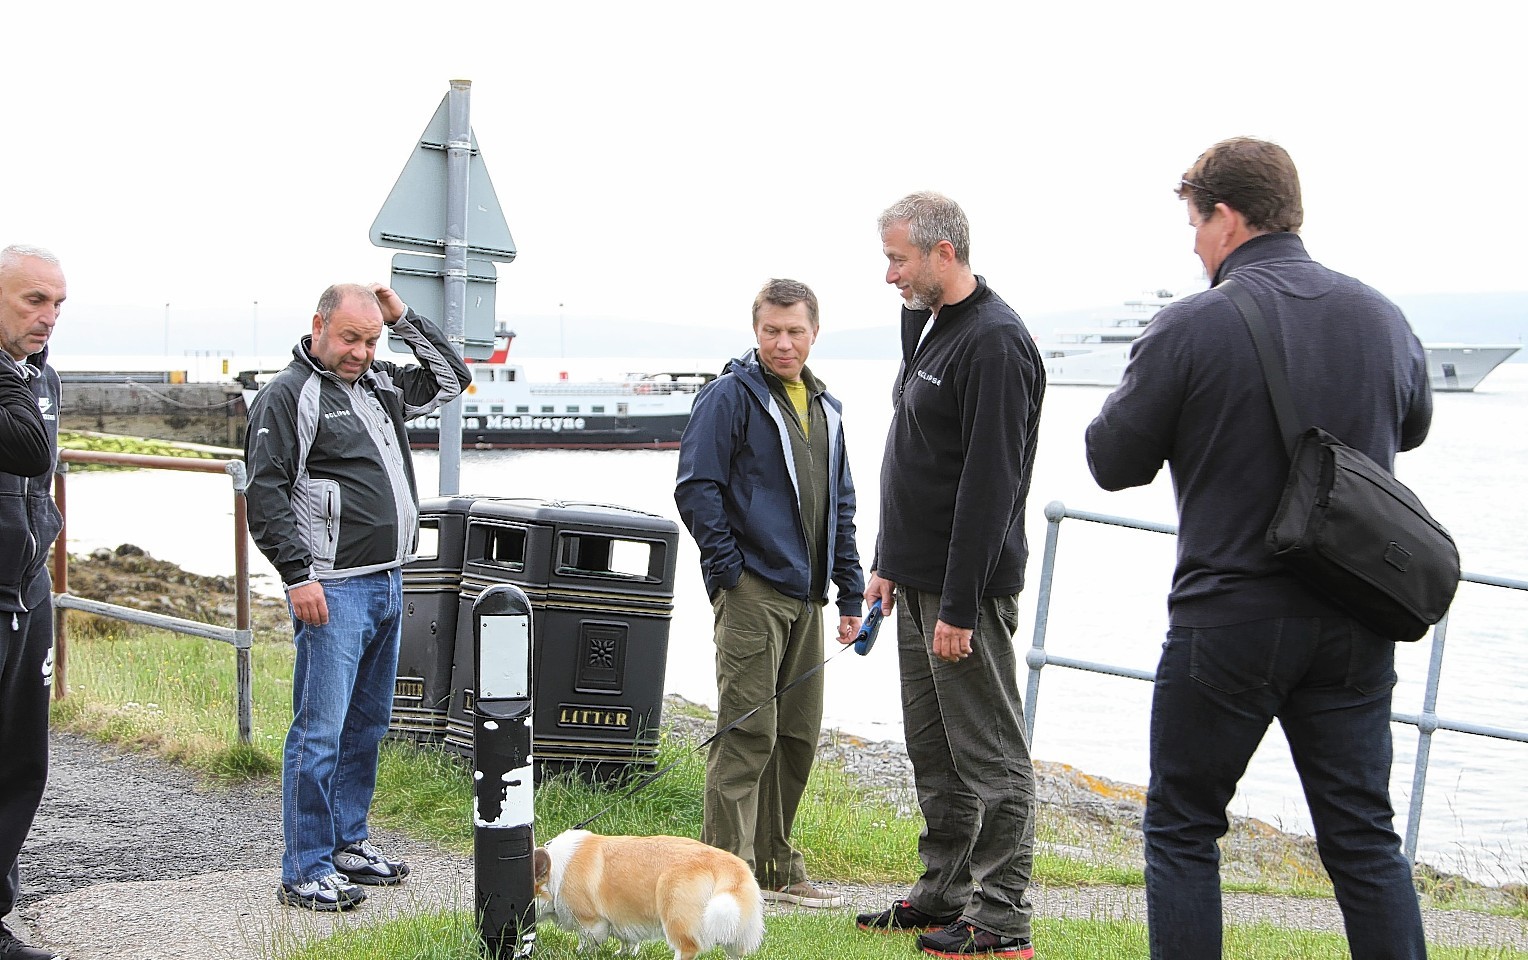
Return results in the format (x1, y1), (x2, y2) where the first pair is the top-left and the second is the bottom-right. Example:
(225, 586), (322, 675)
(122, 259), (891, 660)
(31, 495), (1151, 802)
(60, 381), (248, 447)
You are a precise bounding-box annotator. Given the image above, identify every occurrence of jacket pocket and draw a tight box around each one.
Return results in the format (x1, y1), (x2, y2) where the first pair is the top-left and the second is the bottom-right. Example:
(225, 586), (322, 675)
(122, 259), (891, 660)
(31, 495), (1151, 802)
(302, 479), (342, 564)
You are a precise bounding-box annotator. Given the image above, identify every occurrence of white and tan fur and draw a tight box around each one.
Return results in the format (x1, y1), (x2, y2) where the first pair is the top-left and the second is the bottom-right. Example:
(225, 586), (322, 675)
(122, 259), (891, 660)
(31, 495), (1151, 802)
(532, 829), (765, 960)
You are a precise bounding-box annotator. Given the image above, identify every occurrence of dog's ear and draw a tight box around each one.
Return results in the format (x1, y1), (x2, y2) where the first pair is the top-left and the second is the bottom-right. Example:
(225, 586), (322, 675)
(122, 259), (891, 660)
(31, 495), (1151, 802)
(533, 847), (551, 885)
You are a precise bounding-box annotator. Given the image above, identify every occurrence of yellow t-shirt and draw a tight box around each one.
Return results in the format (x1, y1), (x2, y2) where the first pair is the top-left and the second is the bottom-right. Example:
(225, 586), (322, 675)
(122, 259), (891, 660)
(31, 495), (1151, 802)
(783, 378), (809, 438)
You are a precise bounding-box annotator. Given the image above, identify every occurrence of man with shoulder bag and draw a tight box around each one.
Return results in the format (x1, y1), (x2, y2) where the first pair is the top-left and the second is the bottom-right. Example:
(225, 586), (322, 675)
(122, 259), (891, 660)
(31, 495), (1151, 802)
(1085, 138), (1435, 960)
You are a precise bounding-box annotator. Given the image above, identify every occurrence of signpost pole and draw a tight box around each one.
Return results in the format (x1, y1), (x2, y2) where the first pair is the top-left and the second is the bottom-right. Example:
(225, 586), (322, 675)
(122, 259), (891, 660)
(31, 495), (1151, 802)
(439, 79), (472, 496)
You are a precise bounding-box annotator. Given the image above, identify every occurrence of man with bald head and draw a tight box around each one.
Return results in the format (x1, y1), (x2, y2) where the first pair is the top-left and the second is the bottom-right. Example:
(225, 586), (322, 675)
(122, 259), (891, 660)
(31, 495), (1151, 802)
(0, 244), (66, 960)
(246, 283), (469, 911)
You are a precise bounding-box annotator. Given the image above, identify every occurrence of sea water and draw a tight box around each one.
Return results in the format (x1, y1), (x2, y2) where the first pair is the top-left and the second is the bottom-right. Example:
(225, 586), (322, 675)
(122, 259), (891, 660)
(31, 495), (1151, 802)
(58, 359), (1528, 883)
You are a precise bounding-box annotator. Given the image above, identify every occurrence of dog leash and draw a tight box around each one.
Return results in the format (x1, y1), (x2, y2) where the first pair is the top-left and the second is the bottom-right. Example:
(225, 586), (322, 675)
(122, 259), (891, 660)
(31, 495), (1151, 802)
(571, 600), (885, 830)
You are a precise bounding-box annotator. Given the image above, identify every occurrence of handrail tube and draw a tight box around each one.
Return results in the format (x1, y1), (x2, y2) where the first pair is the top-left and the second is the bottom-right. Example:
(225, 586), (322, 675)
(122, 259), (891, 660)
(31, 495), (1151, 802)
(52, 593), (251, 648)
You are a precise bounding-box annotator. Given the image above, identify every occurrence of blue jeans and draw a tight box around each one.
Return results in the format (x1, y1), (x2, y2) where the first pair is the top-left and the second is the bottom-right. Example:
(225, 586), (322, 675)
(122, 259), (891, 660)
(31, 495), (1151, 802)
(281, 569), (402, 885)
(1144, 617), (1426, 960)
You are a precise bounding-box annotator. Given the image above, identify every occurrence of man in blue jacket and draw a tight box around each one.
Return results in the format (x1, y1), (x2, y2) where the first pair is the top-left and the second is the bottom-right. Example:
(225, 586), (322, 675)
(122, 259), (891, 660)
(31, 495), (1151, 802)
(1085, 138), (1431, 960)
(675, 278), (864, 908)
(0, 244), (66, 960)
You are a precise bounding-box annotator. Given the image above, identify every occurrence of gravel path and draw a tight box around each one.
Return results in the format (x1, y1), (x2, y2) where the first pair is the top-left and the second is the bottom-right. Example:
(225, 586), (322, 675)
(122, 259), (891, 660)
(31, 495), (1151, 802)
(7, 728), (1526, 959)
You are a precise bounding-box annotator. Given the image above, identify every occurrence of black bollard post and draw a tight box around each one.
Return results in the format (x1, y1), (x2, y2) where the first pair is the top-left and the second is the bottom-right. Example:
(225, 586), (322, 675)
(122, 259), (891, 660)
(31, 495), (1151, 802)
(472, 584), (537, 958)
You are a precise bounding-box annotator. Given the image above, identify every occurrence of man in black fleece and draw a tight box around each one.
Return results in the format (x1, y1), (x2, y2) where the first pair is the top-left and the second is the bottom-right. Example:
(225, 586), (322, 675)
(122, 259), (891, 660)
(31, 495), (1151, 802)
(855, 193), (1044, 960)
(1086, 138), (1430, 960)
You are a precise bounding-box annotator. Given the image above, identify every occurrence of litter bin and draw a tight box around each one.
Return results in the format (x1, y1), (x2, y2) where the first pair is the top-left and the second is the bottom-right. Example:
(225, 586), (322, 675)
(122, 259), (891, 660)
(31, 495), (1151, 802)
(389, 495), (477, 743)
(443, 498), (678, 779)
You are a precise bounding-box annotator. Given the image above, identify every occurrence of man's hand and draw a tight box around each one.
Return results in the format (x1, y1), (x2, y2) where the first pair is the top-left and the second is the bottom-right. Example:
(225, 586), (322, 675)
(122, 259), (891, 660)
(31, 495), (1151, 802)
(865, 572), (896, 614)
(371, 284), (406, 326)
(836, 615), (863, 646)
(288, 581), (329, 626)
(933, 620), (973, 663)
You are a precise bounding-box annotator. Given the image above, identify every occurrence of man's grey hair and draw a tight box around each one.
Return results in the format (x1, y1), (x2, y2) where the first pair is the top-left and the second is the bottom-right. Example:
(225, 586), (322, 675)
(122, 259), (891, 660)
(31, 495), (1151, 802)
(0, 244), (62, 273)
(877, 192), (971, 265)
(315, 283), (381, 325)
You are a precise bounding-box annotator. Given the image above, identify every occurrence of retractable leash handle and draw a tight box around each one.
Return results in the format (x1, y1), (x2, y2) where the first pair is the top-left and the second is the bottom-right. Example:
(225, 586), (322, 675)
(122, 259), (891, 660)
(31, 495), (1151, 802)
(854, 599), (884, 655)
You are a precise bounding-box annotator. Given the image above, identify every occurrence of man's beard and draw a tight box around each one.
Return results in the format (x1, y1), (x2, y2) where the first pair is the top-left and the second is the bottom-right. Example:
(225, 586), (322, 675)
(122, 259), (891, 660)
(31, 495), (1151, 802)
(907, 280), (943, 312)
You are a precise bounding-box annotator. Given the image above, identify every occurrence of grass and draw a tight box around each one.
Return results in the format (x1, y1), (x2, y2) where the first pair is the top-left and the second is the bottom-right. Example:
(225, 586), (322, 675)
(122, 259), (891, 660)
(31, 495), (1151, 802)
(274, 911), (1528, 960)
(49, 622), (1528, 959)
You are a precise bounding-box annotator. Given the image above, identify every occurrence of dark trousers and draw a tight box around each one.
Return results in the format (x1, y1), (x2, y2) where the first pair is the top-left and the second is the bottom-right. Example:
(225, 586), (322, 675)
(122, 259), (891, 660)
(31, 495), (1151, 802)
(1144, 616), (1427, 960)
(898, 588), (1035, 941)
(0, 590), (53, 916)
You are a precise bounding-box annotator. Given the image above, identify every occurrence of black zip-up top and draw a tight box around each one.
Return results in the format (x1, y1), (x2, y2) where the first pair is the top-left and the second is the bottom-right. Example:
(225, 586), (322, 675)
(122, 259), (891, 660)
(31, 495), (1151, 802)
(0, 347), (62, 614)
(876, 278), (1046, 629)
(244, 309), (470, 590)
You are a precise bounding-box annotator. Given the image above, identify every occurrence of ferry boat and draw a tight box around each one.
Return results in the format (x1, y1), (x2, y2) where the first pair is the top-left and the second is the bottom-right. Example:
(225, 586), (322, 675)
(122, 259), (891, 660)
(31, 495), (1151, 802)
(404, 327), (716, 449)
(1038, 291), (1521, 392)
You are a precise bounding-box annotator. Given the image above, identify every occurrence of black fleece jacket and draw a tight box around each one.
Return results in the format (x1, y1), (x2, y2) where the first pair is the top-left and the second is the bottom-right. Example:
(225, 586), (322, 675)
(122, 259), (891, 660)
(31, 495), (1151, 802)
(875, 278), (1046, 629)
(1085, 232), (1431, 626)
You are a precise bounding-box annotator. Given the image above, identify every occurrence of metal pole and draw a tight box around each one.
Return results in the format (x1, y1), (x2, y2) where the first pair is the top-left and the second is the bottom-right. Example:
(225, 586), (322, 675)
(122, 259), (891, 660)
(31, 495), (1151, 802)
(229, 460), (254, 745)
(439, 79), (472, 496)
(1404, 613), (1450, 862)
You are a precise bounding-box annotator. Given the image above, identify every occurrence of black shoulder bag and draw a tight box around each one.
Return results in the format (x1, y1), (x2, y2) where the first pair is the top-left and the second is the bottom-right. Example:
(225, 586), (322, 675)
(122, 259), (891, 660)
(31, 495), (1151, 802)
(1220, 277), (1460, 642)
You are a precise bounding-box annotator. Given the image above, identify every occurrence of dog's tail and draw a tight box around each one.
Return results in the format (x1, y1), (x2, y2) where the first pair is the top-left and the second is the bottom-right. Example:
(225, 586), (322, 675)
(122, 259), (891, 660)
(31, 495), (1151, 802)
(703, 883), (765, 957)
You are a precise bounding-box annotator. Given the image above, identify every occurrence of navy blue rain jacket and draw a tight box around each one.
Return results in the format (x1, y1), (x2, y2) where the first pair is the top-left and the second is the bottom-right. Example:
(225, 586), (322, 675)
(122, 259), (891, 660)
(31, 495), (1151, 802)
(674, 350), (864, 614)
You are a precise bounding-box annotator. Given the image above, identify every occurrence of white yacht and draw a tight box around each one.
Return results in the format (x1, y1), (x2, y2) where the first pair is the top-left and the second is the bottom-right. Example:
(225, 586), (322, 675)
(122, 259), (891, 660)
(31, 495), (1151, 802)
(1038, 291), (1520, 392)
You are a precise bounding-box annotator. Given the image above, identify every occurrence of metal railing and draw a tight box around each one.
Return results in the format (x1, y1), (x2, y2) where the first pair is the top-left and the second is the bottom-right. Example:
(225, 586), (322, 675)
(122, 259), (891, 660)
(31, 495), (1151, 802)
(51, 450), (255, 744)
(1023, 499), (1528, 864)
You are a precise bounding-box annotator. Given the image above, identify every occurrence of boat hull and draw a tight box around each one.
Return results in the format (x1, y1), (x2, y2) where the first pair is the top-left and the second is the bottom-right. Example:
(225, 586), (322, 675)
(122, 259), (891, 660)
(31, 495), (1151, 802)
(406, 411), (690, 450)
(1424, 345), (1521, 392)
(1044, 343), (1521, 392)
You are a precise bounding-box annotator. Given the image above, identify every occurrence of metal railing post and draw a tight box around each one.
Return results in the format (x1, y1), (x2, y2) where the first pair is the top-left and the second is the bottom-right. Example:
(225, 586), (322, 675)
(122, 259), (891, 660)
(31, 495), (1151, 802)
(1023, 501), (1068, 744)
(51, 460), (70, 700)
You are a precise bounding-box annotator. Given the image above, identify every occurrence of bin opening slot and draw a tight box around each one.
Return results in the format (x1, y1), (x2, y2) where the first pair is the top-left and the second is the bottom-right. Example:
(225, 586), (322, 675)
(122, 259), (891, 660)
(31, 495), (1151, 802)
(416, 519), (441, 561)
(477, 524), (528, 571)
(557, 533), (661, 582)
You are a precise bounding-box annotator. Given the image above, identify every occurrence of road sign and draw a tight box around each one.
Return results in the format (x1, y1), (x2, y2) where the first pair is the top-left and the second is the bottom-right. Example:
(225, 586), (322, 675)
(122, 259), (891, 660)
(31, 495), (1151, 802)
(369, 94), (517, 262)
(388, 253), (498, 359)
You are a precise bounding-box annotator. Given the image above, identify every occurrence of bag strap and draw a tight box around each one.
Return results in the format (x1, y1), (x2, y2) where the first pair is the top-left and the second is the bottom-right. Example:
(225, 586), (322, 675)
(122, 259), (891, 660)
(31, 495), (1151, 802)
(1219, 276), (1303, 457)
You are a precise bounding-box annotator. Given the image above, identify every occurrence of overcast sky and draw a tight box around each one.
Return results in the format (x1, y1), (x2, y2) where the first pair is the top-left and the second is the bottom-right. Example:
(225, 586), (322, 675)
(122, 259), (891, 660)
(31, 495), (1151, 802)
(5, 1), (1523, 357)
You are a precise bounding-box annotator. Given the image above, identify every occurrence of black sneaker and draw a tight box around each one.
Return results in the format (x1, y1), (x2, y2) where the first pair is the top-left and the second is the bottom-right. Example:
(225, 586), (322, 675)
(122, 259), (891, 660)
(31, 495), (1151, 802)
(334, 840), (410, 886)
(918, 919), (1034, 958)
(856, 899), (961, 932)
(277, 873), (367, 911)
(0, 923), (58, 960)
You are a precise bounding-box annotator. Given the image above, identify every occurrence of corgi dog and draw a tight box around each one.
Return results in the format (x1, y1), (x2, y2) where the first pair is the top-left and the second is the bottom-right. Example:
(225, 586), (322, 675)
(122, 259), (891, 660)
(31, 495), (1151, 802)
(532, 829), (765, 960)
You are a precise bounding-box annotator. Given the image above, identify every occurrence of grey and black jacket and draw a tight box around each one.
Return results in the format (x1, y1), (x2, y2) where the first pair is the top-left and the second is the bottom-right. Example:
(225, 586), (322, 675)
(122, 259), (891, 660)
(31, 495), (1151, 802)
(244, 309), (470, 591)
(0, 348), (62, 614)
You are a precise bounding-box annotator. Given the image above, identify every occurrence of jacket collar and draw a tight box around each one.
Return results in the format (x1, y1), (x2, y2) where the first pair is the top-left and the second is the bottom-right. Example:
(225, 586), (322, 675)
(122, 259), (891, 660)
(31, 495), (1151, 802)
(901, 276), (991, 361)
(1212, 232), (1311, 285)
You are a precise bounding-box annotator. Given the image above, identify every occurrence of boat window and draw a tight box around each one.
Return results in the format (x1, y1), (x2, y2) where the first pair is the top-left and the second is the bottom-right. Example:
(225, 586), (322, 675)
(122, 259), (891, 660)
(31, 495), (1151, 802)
(507, 369), (517, 381)
(490, 405), (503, 413)
(465, 404), (479, 414)
(618, 403), (628, 415)
(592, 405), (605, 414)
(473, 368), (492, 382)
(541, 405), (555, 413)
(515, 405), (529, 413)
(566, 406), (579, 414)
